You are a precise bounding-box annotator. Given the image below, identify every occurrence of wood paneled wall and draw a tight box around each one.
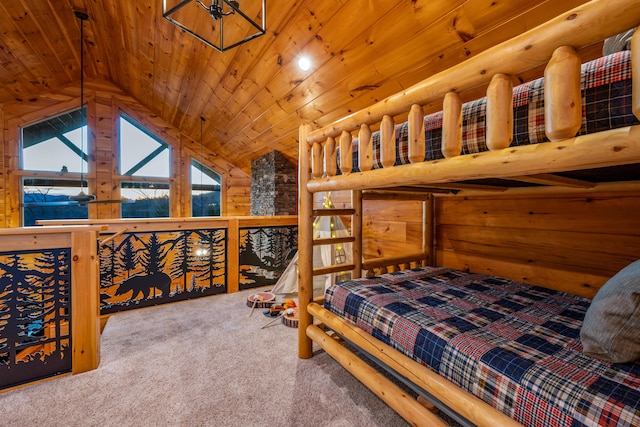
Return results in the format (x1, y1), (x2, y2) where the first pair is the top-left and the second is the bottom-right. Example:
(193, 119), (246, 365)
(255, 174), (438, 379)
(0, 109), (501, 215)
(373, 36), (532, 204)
(436, 191), (640, 299)
(314, 190), (426, 261)
(0, 79), (251, 227)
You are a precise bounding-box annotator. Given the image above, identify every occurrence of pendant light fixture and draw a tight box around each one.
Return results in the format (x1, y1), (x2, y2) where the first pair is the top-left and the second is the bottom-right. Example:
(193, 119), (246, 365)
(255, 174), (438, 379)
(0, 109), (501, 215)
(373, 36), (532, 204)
(162, 0), (266, 52)
(71, 10), (94, 205)
(195, 116), (209, 257)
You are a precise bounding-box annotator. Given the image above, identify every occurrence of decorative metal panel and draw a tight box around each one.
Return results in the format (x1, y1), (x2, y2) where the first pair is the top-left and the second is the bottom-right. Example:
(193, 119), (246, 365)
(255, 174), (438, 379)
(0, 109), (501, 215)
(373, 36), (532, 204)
(239, 226), (298, 290)
(0, 249), (72, 390)
(100, 229), (226, 314)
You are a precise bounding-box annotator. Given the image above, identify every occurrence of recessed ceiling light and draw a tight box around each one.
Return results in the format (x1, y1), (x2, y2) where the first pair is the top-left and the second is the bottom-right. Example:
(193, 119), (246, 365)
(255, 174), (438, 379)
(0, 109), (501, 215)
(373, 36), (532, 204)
(297, 56), (312, 71)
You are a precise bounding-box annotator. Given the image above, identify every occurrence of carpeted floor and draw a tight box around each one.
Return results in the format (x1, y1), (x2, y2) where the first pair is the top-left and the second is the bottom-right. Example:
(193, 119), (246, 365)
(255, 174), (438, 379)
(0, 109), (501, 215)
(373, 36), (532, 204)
(0, 288), (411, 426)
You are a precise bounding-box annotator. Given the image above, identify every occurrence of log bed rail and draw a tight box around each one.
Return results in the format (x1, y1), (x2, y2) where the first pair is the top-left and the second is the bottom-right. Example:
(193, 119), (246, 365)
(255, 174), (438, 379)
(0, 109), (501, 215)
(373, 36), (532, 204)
(297, 0), (640, 426)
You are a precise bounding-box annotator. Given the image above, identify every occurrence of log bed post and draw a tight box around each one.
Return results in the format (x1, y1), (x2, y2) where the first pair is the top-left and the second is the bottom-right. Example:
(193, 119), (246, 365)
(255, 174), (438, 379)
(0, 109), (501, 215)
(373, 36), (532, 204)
(633, 28), (640, 119)
(298, 124), (314, 359)
(352, 189), (362, 279)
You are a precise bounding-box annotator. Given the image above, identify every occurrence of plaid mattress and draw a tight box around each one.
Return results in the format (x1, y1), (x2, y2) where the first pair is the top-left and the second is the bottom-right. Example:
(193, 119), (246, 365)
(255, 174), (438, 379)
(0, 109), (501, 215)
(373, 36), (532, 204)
(324, 266), (640, 427)
(338, 51), (638, 173)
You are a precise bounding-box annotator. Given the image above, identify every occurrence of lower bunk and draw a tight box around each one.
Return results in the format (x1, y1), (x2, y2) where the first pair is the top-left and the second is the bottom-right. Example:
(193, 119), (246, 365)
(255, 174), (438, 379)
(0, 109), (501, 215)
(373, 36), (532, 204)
(307, 265), (640, 427)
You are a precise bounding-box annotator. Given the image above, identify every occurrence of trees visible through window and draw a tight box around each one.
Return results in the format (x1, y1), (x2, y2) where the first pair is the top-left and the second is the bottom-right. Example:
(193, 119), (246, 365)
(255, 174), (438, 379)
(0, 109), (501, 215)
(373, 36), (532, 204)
(120, 181), (170, 218)
(191, 159), (221, 217)
(21, 108), (89, 225)
(119, 112), (171, 217)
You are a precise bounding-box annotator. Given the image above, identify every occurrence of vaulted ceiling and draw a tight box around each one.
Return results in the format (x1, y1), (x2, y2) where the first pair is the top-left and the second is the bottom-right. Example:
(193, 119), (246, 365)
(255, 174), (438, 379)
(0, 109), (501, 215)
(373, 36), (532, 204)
(0, 0), (594, 173)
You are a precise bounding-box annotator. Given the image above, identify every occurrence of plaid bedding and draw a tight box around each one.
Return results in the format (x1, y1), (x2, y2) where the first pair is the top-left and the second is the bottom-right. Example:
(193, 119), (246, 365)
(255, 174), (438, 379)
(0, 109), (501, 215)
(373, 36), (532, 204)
(338, 51), (638, 173)
(324, 266), (640, 427)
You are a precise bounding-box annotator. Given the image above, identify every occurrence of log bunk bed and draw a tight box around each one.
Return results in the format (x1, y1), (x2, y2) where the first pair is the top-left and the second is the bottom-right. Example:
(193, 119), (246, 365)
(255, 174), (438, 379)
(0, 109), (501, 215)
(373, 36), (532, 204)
(297, 1), (640, 426)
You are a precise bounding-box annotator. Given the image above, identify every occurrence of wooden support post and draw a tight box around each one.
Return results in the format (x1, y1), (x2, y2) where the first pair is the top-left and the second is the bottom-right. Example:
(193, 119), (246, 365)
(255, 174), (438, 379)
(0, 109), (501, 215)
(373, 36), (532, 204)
(324, 137), (337, 177)
(380, 115), (396, 168)
(486, 73), (513, 150)
(358, 124), (373, 172)
(71, 230), (100, 374)
(408, 104), (425, 163)
(425, 194), (435, 266)
(632, 28), (640, 120)
(227, 218), (240, 293)
(545, 46), (582, 141)
(352, 189), (362, 279)
(298, 124), (314, 359)
(442, 92), (462, 158)
(340, 131), (353, 174)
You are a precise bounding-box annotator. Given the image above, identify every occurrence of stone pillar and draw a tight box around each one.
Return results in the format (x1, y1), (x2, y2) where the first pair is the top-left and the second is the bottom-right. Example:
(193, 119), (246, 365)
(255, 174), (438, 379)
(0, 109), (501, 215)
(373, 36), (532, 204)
(250, 151), (297, 215)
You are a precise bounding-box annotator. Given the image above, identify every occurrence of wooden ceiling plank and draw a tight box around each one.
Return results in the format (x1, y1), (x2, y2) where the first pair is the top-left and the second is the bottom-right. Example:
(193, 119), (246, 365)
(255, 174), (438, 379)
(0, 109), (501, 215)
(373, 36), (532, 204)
(216, 0), (475, 148)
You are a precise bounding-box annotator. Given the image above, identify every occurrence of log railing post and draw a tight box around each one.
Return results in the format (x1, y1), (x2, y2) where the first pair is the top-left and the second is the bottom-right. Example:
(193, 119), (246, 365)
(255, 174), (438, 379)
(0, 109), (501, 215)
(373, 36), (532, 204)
(380, 115), (396, 168)
(486, 73), (513, 150)
(442, 92), (462, 158)
(358, 124), (373, 172)
(408, 104), (425, 163)
(340, 131), (353, 174)
(544, 46), (582, 141)
(298, 124), (314, 359)
(312, 142), (323, 178)
(324, 137), (337, 177)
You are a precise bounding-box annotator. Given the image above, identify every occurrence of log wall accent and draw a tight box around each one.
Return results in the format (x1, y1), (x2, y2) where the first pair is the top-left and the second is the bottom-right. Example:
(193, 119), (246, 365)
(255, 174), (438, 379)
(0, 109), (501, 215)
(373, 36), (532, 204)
(436, 191), (640, 299)
(0, 79), (251, 228)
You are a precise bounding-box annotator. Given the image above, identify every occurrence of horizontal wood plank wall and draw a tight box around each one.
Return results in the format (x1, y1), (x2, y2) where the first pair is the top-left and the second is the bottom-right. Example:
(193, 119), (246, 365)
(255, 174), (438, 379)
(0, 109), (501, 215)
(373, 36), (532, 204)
(0, 79), (251, 227)
(436, 191), (640, 299)
(315, 191), (424, 260)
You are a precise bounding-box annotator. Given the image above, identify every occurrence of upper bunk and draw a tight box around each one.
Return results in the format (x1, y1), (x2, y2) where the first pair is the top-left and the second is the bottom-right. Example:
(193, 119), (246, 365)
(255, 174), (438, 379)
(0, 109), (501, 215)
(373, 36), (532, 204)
(298, 0), (640, 197)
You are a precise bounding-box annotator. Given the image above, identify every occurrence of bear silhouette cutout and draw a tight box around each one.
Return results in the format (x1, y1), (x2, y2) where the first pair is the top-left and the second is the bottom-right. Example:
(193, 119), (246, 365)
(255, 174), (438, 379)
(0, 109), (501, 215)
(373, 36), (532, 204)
(115, 272), (171, 300)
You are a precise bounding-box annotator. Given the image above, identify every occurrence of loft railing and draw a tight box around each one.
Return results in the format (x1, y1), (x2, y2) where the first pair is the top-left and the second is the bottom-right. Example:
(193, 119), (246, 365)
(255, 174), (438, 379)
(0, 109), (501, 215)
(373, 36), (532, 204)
(38, 217), (298, 315)
(0, 226), (101, 390)
(1, 216), (297, 389)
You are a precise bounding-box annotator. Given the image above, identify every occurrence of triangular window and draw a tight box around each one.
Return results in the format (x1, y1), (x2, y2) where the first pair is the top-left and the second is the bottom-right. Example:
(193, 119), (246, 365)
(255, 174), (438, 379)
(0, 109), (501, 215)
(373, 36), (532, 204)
(119, 112), (170, 177)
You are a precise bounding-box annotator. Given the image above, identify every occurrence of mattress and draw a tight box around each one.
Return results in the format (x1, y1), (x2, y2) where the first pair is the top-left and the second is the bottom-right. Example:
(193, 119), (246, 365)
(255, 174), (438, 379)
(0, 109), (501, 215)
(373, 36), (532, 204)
(324, 266), (640, 427)
(338, 51), (638, 173)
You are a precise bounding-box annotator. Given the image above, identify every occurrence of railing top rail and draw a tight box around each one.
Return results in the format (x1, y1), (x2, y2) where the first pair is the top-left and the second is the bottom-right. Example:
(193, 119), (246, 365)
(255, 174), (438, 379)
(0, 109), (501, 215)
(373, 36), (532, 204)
(0, 225), (105, 236)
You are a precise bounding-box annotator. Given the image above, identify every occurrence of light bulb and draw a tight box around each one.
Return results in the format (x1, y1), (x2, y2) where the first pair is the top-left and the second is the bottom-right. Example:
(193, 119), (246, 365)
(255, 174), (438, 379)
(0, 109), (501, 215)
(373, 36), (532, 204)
(297, 56), (311, 71)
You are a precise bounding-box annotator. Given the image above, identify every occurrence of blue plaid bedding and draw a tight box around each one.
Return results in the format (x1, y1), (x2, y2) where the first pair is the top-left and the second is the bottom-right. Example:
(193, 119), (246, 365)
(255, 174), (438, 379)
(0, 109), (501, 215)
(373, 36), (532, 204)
(338, 51), (638, 173)
(324, 266), (640, 427)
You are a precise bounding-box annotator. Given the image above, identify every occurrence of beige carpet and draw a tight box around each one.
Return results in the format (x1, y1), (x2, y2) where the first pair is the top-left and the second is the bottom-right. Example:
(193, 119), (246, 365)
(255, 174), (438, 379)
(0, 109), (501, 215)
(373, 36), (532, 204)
(0, 288), (409, 426)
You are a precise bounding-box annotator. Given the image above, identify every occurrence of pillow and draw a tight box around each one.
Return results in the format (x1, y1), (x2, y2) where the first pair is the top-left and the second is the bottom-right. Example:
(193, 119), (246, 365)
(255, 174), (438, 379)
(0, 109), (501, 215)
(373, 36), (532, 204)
(602, 28), (635, 56)
(580, 259), (640, 363)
